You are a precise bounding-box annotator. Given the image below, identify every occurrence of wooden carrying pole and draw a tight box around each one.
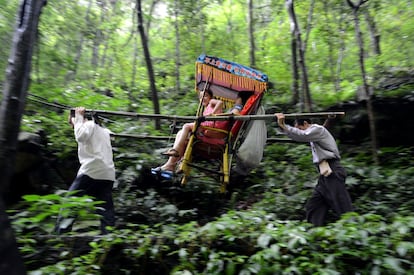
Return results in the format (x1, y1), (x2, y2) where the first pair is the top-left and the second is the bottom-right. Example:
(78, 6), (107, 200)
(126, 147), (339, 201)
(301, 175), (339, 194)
(81, 109), (198, 121)
(29, 94), (344, 122)
(80, 109), (345, 122)
(201, 112), (345, 121)
(111, 133), (297, 143)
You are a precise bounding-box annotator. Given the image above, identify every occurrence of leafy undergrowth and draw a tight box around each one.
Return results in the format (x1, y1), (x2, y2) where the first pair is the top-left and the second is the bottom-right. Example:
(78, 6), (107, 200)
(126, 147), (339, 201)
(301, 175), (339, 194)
(16, 211), (414, 274)
(9, 144), (414, 274)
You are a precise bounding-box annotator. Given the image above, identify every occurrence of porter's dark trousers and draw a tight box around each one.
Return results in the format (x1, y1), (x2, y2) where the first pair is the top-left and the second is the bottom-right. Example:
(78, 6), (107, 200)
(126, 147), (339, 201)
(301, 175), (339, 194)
(55, 174), (115, 234)
(306, 159), (353, 226)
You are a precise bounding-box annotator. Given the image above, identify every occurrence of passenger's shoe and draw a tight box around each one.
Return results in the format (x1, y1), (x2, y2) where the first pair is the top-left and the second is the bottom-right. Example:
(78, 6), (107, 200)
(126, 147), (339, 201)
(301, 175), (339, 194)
(151, 167), (174, 180)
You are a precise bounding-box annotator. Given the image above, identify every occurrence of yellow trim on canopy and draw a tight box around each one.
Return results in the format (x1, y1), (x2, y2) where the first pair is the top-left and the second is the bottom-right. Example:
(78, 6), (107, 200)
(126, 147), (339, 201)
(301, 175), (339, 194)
(196, 63), (267, 94)
(215, 96), (235, 110)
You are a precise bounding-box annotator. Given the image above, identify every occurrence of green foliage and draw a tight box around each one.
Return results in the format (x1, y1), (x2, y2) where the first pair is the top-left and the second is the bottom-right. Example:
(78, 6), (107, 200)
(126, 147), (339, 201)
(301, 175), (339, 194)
(9, 147), (414, 274)
(9, 192), (102, 234)
(19, 209), (414, 274)
(3, 0), (414, 273)
(346, 165), (414, 218)
(8, 191), (104, 262)
(3, 0), (414, 112)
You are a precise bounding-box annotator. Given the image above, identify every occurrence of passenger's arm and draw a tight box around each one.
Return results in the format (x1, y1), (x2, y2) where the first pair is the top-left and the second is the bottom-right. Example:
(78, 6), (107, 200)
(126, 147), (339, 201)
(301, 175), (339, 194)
(207, 99), (223, 115)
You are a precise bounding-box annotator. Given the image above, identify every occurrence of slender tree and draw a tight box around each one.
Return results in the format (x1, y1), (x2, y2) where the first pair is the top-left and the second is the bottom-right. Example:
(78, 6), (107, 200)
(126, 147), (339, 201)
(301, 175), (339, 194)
(145, 0), (159, 37)
(335, 5), (347, 94)
(224, 0), (238, 59)
(247, 0), (256, 68)
(198, 2), (206, 54)
(346, 0), (378, 164)
(322, 1), (335, 92)
(173, 0), (181, 94)
(130, 33), (139, 105)
(67, 0), (93, 83)
(136, 0), (160, 129)
(92, 1), (101, 68)
(363, 8), (381, 55)
(0, 0), (48, 274)
(290, 29), (300, 106)
(302, 0), (315, 52)
(286, 0), (312, 112)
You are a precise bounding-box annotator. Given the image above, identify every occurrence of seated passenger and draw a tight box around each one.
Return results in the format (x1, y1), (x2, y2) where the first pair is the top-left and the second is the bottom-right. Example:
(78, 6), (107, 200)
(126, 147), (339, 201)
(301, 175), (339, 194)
(152, 89), (223, 173)
(199, 96), (243, 138)
(216, 96), (243, 115)
(152, 95), (245, 174)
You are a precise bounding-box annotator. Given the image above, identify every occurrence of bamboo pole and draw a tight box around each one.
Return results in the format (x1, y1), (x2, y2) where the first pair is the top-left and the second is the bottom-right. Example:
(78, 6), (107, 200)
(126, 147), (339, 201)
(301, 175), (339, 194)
(28, 94), (344, 122)
(201, 111), (345, 121)
(111, 133), (172, 140)
(111, 133), (297, 143)
(28, 96), (344, 122)
(80, 109), (345, 122)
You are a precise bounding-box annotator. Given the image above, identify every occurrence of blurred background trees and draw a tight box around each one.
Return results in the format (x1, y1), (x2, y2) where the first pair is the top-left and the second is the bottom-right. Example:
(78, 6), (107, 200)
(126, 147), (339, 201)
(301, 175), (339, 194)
(1, 0), (412, 111)
(1, 0), (414, 273)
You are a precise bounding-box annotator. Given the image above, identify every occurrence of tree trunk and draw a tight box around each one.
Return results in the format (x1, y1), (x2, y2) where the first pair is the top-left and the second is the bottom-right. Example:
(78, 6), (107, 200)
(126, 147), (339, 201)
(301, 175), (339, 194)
(198, 2), (206, 54)
(346, 0), (379, 164)
(322, 1), (336, 92)
(303, 0), (315, 52)
(329, 3), (348, 94)
(225, 0), (237, 59)
(67, 0), (93, 83)
(92, 0), (105, 68)
(286, 0), (312, 112)
(129, 34), (139, 108)
(0, 0), (47, 274)
(247, 0), (256, 68)
(174, 0), (181, 94)
(146, 0), (158, 38)
(136, 0), (160, 129)
(363, 8), (381, 55)
(290, 34), (300, 107)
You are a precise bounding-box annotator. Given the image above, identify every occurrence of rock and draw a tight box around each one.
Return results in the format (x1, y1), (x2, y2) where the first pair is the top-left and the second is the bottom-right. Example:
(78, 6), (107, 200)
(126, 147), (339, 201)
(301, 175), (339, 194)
(326, 97), (414, 146)
(6, 131), (68, 206)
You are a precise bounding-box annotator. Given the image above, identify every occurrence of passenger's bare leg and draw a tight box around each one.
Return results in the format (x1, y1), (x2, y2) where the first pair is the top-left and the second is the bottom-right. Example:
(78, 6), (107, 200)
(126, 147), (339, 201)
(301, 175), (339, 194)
(161, 123), (194, 171)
